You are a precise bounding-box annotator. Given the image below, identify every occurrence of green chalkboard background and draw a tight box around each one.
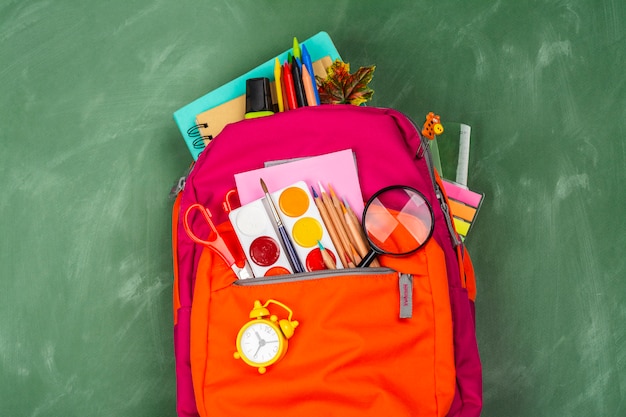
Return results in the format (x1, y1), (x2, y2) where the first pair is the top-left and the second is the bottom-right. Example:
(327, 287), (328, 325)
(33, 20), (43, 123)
(1, 0), (624, 416)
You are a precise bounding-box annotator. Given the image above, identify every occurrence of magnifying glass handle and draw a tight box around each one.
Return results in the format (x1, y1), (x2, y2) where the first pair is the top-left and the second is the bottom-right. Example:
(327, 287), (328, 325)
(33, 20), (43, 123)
(357, 250), (378, 268)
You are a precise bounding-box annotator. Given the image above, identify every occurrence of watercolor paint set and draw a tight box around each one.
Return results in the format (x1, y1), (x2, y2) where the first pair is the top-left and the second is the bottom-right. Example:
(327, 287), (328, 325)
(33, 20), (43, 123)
(228, 180), (341, 277)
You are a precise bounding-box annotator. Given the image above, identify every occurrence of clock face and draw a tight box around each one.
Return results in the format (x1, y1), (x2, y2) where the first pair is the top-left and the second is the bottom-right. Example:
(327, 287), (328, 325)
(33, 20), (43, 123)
(238, 321), (283, 365)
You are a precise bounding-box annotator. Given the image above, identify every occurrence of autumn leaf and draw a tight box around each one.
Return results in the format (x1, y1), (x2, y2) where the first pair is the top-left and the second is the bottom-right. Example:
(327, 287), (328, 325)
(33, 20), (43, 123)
(316, 60), (376, 105)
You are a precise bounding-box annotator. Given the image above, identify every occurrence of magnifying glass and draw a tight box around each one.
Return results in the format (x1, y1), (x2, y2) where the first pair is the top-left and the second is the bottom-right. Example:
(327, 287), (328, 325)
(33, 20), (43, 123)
(358, 185), (435, 267)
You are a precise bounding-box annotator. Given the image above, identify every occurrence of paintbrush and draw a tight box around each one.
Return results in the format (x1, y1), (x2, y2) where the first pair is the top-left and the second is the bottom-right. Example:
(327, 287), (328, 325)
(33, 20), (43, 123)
(260, 178), (304, 273)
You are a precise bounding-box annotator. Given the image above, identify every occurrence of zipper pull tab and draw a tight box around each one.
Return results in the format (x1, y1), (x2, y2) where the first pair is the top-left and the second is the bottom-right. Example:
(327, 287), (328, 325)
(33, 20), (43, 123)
(168, 176), (186, 200)
(435, 187), (462, 247)
(169, 165), (194, 200)
(399, 273), (413, 319)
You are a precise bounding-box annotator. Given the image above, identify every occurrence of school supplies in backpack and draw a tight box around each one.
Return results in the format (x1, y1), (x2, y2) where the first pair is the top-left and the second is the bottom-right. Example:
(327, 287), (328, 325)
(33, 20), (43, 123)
(171, 105), (482, 417)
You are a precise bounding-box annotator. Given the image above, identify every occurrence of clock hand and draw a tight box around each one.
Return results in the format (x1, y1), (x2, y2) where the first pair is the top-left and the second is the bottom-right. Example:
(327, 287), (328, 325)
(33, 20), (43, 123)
(253, 343), (263, 358)
(255, 331), (266, 343)
(252, 331), (267, 358)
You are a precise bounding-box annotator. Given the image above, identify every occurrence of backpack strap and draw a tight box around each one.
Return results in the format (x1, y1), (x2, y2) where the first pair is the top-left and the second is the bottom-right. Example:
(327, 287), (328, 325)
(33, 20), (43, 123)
(433, 167), (480, 301)
(172, 191), (183, 325)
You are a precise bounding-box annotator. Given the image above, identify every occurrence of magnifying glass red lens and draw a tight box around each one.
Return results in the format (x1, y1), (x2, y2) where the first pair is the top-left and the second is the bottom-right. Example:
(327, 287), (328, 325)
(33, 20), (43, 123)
(358, 185), (435, 267)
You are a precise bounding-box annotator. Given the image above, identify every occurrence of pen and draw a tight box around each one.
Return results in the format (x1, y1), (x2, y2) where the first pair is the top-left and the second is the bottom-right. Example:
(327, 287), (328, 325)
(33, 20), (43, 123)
(273, 58), (284, 112)
(301, 44), (320, 105)
(260, 178), (304, 273)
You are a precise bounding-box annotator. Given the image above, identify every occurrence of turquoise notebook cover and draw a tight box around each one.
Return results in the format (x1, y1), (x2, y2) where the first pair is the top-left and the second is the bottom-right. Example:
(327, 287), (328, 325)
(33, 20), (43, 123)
(173, 31), (341, 160)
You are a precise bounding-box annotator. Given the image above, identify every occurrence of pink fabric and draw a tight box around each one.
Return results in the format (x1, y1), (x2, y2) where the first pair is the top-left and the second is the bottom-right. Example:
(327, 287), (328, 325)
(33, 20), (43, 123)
(173, 105), (482, 416)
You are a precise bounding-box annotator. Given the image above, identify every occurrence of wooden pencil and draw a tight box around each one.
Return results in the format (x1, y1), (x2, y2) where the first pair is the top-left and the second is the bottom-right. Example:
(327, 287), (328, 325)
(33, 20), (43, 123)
(319, 182), (356, 264)
(317, 240), (336, 269)
(328, 184), (353, 247)
(343, 198), (381, 267)
(349, 242), (362, 265)
(312, 186), (348, 268)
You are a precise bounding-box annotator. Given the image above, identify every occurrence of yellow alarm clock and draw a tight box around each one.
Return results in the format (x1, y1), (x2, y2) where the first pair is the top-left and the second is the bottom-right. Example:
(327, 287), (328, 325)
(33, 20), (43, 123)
(234, 299), (299, 374)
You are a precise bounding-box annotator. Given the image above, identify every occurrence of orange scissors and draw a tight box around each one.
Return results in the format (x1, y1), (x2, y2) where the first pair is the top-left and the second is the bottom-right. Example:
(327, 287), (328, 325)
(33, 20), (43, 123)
(183, 203), (253, 279)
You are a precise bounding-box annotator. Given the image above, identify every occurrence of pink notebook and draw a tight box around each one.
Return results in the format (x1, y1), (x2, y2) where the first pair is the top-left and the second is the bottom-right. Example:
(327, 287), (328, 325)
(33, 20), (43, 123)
(234, 149), (365, 220)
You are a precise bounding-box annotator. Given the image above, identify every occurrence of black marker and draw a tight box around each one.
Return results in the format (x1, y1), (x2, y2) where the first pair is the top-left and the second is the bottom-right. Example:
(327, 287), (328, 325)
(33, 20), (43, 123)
(290, 58), (308, 108)
(245, 77), (274, 119)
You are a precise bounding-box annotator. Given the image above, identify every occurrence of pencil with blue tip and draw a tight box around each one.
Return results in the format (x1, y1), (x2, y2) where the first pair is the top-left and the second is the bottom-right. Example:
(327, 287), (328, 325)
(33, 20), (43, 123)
(317, 240), (336, 269)
(301, 44), (321, 105)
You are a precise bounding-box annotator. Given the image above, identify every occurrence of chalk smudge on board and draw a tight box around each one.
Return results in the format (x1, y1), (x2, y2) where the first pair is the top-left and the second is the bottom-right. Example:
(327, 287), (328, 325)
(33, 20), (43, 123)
(0, 1), (52, 43)
(555, 173), (589, 200)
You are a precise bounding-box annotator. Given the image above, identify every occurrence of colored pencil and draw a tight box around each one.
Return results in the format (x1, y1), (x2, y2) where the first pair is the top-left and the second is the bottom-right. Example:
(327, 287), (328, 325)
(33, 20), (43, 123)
(291, 57), (308, 107)
(292, 37), (301, 60)
(273, 58), (284, 112)
(301, 44), (321, 105)
(319, 182), (355, 264)
(328, 184), (352, 247)
(349, 242), (362, 265)
(301, 65), (318, 107)
(317, 240), (336, 269)
(312, 186), (347, 268)
(342, 200), (380, 267)
(282, 62), (298, 110)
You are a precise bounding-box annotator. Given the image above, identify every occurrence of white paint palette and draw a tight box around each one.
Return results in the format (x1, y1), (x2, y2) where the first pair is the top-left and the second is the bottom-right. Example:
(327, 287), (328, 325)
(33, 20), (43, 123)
(229, 197), (294, 277)
(229, 181), (341, 277)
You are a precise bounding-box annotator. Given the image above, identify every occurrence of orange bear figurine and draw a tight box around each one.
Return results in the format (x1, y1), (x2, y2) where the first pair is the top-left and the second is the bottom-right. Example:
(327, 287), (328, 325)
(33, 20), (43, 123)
(422, 112), (444, 140)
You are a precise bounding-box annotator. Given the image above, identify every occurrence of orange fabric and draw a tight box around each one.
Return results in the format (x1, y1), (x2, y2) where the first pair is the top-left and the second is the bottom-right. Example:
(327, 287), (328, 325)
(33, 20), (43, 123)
(172, 192), (182, 325)
(190, 221), (455, 417)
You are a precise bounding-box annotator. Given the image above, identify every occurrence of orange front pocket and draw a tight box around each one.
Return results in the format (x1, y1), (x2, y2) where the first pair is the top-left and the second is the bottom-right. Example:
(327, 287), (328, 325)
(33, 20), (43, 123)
(190, 239), (454, 417)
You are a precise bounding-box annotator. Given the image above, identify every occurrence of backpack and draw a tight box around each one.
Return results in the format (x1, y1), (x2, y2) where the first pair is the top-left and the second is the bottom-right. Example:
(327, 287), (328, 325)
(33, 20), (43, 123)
(171, 105), (482, 417)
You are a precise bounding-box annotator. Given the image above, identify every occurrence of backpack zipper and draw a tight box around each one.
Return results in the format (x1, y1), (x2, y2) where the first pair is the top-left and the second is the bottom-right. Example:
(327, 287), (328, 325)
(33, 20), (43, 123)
(233, 266), (396, 286)
(169, 175), (186, 199)
(168, 164), (194, 200)
(234, 267), (413, 320)
(413, 119), (462, 248)
(435, 186), (461, 247)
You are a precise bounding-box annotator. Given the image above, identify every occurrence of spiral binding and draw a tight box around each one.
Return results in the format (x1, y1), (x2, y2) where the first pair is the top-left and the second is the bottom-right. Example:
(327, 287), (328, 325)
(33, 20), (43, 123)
(187, 123), (213, 149)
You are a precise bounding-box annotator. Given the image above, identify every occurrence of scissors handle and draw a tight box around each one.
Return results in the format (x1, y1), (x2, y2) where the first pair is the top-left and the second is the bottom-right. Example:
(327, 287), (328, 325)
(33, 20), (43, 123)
(183, 203), (236, 267)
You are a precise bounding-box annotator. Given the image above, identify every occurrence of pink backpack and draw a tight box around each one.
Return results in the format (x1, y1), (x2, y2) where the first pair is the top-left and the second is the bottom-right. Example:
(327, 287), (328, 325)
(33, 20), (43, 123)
(171, 105), (482, 416)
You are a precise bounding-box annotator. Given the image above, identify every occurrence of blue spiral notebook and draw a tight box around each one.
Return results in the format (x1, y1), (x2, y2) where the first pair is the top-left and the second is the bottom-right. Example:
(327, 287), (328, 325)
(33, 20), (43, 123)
(173, 31), (342, 160)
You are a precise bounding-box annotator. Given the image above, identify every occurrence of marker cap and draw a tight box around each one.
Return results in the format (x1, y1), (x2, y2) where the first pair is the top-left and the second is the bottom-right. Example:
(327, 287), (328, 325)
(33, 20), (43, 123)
(245, 77), (274, 118)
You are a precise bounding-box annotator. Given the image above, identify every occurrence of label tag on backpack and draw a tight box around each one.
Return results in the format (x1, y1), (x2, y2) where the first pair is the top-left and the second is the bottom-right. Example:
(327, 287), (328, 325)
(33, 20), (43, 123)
(399, 273), (413, 319)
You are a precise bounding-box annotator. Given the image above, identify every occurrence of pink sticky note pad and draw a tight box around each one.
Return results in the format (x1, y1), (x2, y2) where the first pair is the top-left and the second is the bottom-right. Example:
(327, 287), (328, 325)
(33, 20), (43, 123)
(235, 149), (365, 220)
(442, 179), (483, 208)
